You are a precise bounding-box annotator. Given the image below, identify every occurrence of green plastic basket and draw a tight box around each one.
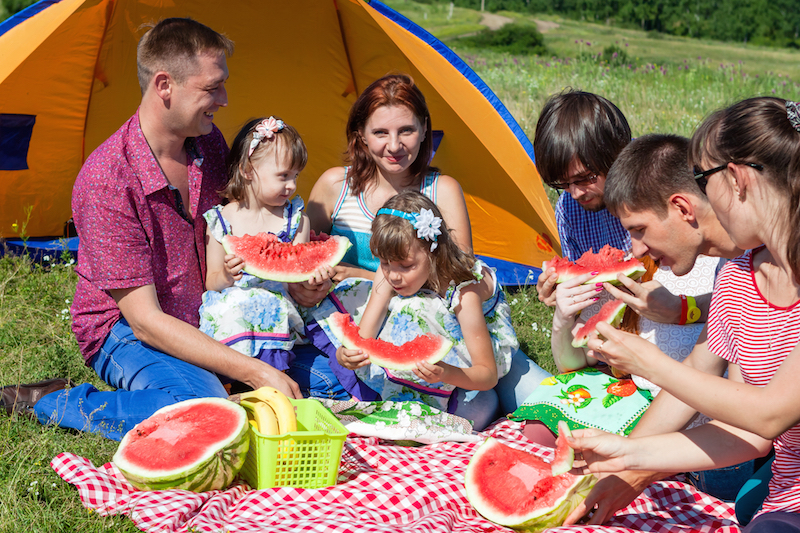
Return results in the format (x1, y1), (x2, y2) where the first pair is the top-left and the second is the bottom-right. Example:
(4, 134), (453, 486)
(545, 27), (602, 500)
(240, 398), (348, 490)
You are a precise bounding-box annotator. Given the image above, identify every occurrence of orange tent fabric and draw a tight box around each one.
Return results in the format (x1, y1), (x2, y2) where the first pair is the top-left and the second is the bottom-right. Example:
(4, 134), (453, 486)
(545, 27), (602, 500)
(0, 0), (559, 283)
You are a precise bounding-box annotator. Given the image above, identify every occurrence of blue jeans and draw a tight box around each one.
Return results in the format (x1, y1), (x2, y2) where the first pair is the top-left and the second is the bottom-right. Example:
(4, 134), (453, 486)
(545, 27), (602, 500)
(687, 459), (756, 502)
(34, 319), (228, 441)
(286, 344), (350, 400)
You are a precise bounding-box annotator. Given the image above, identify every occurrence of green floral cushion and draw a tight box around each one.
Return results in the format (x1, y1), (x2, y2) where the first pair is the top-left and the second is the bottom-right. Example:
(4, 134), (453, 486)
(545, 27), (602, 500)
(509, 367), (653, 436)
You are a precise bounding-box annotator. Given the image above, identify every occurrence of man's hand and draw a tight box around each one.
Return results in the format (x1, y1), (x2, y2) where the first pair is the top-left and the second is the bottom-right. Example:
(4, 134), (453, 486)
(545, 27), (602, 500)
(287, 277), (332, 308)
(242, 358), (302, 399)
(563, 470), (663, 525)
(536, 266), (558, 307)
(603, 275), (682, 324)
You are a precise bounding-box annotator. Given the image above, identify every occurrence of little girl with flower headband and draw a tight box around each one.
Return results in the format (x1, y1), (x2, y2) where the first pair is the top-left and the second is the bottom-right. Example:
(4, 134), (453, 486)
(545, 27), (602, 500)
(310, 191), (521, 429)
(199, 117), (330, 377)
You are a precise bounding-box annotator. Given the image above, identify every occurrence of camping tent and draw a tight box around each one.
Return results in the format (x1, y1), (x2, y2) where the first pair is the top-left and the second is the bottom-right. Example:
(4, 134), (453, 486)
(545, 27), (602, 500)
(0, 0), (559, 284)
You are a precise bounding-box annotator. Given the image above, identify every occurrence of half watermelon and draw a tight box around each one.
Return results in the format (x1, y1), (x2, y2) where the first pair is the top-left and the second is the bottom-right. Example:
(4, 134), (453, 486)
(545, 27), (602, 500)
(464, 436), (596, 532)
(543, 245), (645, 285)
(572, 299), (627, 348)
(113, 398), (250, 492)
(222, 232), (351, 282)
(326, 312), (453, 371)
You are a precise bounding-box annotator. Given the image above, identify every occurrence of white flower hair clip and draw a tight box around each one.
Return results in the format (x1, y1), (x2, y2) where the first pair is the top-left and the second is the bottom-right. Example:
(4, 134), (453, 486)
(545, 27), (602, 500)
(248, 116), (285, 157)
(377, 207), (442, 252)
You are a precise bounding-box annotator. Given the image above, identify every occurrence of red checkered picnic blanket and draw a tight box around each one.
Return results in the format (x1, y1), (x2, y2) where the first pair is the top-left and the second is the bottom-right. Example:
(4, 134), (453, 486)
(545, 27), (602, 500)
(51, 419), (741, 533)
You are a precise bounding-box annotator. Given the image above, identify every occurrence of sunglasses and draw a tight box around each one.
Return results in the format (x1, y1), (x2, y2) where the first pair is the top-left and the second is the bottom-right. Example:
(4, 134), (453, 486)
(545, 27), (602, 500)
(552, 172), (599, 191)
(693, 162), (763, 194)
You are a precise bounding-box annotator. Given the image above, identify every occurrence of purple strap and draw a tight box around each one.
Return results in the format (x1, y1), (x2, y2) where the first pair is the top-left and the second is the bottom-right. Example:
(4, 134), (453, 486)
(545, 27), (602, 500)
(255, 348), (295, 372)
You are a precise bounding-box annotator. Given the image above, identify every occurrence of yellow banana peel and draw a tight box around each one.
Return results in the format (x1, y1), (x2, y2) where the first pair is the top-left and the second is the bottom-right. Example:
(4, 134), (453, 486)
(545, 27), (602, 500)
(241, 398), (279, 435)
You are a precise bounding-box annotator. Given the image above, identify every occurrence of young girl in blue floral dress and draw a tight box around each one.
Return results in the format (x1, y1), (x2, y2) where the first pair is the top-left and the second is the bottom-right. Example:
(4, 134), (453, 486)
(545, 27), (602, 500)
(311, 191), (521, 429)
(200, 117), (328, 374)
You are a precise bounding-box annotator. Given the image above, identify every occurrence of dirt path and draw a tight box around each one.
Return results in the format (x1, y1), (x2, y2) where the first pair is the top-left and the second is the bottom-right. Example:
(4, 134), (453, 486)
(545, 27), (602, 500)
(479, 12), (513, 30)
(478, 12), (560, 33)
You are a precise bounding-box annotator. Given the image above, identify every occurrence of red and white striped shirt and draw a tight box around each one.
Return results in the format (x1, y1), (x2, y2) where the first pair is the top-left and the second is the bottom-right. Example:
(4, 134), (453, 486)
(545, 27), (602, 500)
(708, 247), (800, 514)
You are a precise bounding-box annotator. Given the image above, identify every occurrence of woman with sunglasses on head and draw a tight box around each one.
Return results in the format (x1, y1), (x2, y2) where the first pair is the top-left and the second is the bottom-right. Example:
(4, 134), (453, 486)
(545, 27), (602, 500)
(568, 97), (800, 532)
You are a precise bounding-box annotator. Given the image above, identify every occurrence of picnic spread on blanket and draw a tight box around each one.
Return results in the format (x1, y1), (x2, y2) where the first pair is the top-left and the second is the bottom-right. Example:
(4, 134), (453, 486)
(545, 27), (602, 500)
(51, 402), (741, 533)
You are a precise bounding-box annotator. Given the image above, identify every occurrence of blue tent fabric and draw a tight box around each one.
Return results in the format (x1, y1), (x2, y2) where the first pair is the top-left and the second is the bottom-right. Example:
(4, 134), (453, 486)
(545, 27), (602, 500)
(2, 237), (78, 262)
(0, 0), (62, 37)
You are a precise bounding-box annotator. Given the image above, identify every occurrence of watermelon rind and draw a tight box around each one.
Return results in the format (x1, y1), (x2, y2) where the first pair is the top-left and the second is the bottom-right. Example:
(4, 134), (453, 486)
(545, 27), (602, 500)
(326, 312), (453, 371)
(221, 233), (352, 283)
(571, 300), (627, 348)
(113, 398), (250, 492)
(464, 437), (597, 532)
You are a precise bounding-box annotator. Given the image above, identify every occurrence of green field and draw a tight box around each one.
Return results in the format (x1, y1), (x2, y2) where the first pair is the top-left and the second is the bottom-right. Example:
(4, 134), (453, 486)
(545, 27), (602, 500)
(3, 2), (799, 530)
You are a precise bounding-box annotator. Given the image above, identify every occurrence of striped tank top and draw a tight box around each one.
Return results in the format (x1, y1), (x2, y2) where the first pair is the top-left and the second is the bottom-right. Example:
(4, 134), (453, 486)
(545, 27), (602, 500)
(330, 167), (440, 272)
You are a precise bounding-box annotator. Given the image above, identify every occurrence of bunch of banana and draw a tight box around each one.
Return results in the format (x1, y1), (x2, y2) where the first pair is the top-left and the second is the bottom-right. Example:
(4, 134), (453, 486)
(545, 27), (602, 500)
(239, 387), (297, 435)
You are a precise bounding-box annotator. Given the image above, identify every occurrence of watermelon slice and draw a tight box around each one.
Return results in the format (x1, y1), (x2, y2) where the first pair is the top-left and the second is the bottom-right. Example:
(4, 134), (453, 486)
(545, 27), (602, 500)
(222, 232), (351, 282)
(113, 398), (250, 492)
(551, 420), (575, 476)
(572, 299), (627, 348)
(464, 437), (596, 532)
(543, 245), (645, 285)
(326, 312), (453, 371)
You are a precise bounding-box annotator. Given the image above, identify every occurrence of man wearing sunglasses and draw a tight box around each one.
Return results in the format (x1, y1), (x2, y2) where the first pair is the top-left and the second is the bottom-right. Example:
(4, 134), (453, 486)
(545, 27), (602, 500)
(563, 133), (756, 526)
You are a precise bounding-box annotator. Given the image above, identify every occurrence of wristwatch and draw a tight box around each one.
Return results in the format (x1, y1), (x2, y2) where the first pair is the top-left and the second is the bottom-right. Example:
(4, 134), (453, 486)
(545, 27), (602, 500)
(679, 294), (701, 325)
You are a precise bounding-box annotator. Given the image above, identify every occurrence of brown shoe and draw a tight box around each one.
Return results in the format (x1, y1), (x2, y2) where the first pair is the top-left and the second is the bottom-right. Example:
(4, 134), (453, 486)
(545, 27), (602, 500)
(0, 378), (76, 416)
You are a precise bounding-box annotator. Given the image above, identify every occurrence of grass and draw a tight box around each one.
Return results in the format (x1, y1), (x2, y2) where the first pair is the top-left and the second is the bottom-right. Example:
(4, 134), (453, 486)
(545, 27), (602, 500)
(3, 1), (800, 530)
(0, 253), (139, 532)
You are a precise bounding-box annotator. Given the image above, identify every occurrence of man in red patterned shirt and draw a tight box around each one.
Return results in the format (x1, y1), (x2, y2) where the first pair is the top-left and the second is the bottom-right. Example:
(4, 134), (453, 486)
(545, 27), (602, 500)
(0, 18), (300, 440)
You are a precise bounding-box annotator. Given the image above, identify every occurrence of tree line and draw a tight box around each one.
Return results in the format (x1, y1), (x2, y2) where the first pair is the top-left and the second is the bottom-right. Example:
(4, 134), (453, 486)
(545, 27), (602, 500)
(442, 0), (800, 48)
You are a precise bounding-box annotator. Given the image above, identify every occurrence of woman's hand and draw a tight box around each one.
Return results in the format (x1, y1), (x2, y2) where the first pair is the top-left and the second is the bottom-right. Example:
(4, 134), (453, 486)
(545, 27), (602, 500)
(336, 346), (369, 370)
(224, 254), (245, 281)
(554, 272), (603, 325)
(585, 322), (667, 380)
(414, 361), (446, 384)
(567, 428), (633, 475)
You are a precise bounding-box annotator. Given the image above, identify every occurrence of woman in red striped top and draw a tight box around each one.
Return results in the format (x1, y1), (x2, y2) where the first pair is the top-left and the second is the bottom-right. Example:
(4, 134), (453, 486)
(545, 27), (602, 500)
(566, 97), (800, 532)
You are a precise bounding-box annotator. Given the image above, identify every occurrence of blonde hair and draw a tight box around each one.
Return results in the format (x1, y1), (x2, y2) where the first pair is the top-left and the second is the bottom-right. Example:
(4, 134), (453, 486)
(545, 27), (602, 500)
(223, 117), (308, 205)
(370, 191), (474, 293)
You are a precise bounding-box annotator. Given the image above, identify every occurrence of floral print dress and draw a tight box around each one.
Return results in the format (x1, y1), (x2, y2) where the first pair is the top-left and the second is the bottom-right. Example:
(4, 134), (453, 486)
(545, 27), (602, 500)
(198, 197), (305, 371)
(311, 261), (519, 411)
